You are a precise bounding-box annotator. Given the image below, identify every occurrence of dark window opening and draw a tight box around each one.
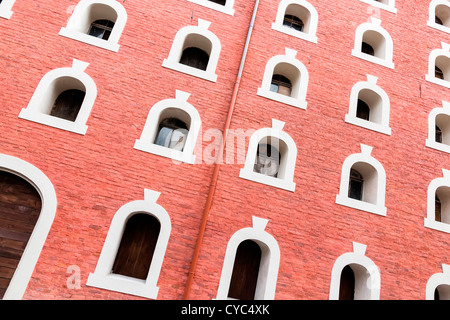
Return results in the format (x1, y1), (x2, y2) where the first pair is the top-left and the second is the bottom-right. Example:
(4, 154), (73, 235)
(349, 169), (364, 201)
(270, 74), (292, 96)
(155, 118), (189, 151)
(361, 42), (375, 56)
(88, 19), (115, 40)
(283, 14), (304, 32)
(356, 99), (370, 121)
(436, 125), (443, 143)
(180, 47), (209, 71)
(339, 265), (355, 300)
(208, 0), (226, 5)
(112, 214), (161, 280)
(436, 15), (444, 25)
(228, 240), (262, 300)
(436, 195), (442, 222)
(254, 143), (281, 178)
(436, 66), (445, 80)
(50, 89), (85, 122)
(435, 287), (440, 300)
(0, 171), (41, 299)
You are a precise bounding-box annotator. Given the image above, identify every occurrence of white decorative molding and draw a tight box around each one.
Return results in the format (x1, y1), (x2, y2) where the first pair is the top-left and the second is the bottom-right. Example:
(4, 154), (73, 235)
(426, 101), (450, 153)
(0, 0), (16, 19)
(187, 0), (235, 15)
(426, 264), (450, 300)
(426, 42), (450, 89)
(424, 169), (450, 233)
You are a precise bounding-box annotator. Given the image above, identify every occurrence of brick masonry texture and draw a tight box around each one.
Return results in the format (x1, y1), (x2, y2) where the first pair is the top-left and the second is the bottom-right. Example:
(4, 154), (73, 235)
(0, 0), (449, 300)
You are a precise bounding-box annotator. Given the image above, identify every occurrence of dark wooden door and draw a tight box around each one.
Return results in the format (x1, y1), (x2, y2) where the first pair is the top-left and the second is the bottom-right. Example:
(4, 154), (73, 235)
(0, 171), (41, 299)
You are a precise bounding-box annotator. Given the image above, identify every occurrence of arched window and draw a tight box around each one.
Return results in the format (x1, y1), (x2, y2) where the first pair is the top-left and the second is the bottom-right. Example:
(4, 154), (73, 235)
(272, 0), (318, 43)
(426, 42), (450, 88)
(426, 264), (450, 300)
(428, 1), (450, 34)
(162, 19), (221, 82)
(227, 240), (262, 300)
(257, 48), (309, 109)
(59, 0), (127, 52)
(425, 169), (450, 234)
(339, 265), (355, 300)
(348, 169), (364, 201)
(134, 90), (201, 164)
(352, 18), (394, 69)
(426, 101), (450, 154)
(19, 59), (97, 135)
(436, 125), (443, 143)
(0, 0), (17, 19)
(187, 0), (235, 15)
(254, 143), (281, 178)
(87, 189), (171, 299)
(356, 99), (370, 121)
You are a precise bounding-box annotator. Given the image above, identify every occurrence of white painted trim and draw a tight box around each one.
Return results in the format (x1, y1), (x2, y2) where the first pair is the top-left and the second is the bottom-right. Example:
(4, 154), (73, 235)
(271, 0), (318, 43)
(0, 154), (57, 300)
(239, 119), (297, 192)
(257, 48), (309, 109)
(357, 0), (397, 14)
(335, 144), (387, 216)
(216, 217), (280, 300)
(187, 0), (235, 15)
(426, 264), (450, 300)
(428, 0), (450, 34)
(59, 0), (127, 52)
(0, 0), (16, 19)
(424, 169), (450, 234)
(162, 19), (221, 82)
(351, 17), (395, 69)
(19, 59), (97, 135)
(87, 189), (171, 300)
(426, 101), (450, 153)
(134, 90), (201, 165)
(345, 74), (391, 135)
(426, 42), (450, 89)
(329, 242), (381, 300)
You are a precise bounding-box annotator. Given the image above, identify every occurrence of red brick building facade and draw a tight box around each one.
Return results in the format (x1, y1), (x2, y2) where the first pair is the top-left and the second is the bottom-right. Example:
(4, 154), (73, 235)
(0, 0), (450, 300)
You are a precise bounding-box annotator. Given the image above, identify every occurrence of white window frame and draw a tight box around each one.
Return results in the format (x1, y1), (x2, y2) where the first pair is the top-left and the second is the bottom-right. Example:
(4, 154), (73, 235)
(18, 59), (97, 135)
(186, 0), (235, 16)
(271, 0), (318, 43)
(428, 0), (450, 34)
(424, 169), (450, 234)
(426, 101), (450, 154)
(257, 48), (309, 109)
(335, 144), (387, 216)
(239, 119), (297, 192)
(87, 189), (171, 300)
(59, 0), (127, 52)
(162, 19), (221, 82)
(426, 264), (450, 300)
(426, 42), (450, 89)
(345, 74), (391, 135)
(351, 17), (395, 69)
(216, 216), (280, 300)
(0, 154), (57, 300)
(329, 242), (381, 300)
(357, 0), (397, 14)
(0, 0), (16, 19)
(134, 90), (201, 165)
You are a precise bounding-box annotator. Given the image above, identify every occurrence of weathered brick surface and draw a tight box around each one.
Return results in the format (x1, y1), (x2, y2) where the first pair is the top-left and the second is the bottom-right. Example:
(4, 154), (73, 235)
(0, 0), (449, 300)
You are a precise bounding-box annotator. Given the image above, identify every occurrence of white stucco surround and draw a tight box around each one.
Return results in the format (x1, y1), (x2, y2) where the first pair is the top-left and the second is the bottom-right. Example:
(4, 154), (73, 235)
(239, 119), (297, 192)
(19, 59), (97, 135)
(335, 144), (387, 216)
(0, 0), (16, 19)
(357, 0), (397, 14)
(134, 90), (201, 165)
(426, 264), (450, 300)
(0, 154), (57, 300)
(426, 42), (450, 89)
(87, 189), (171, 299)
(345, 74), (391, 135)
(329, 242), (381, 300)
(428, 0), (450, 34)
(352, 17), (395, 69)
(426, 101), (450, 154)
(59, 0), (127, 52)
(257, 48), (309, 109)
(216, 216), (280, 300)
(187, 0), (235, 15)
(424, 169), (450, 234)
(271, 0), (318, 43)
(162, 19), (221, 82)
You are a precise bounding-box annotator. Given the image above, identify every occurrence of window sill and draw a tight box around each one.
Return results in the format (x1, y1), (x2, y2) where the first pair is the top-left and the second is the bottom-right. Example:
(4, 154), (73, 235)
(335, 195), (387, 216)
(426, 139), (450, 154)
(257, 87), (307, 110)
(134, 140), (196, 164)
(271, 24), (318, 44)
(86, 273), (158, 300)
(186, 0), (235, 15)
(351, 50), (395, 69)
(18, 109), (88, 135)
(162, 59), (217, 82)
(426, 74), (450, 89)
(428, 21), (450, 35)
(425, 218), (450, 234)
(345, 115), (391, 135)
(239, 169), (296, 192)
(357, 0), (397, 13)
(0, 9), (13, 19)
(59, 28), (120, 52)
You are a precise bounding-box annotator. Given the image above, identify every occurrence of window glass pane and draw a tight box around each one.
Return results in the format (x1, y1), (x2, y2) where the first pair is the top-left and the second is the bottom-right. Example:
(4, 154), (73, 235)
(254, 144), (280, 177)
(155, 127), (173, 148)
(169, 128), (188, 151)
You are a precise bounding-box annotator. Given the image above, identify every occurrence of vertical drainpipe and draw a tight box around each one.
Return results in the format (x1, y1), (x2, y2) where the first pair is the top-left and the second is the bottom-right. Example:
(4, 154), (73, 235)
(182, 0), (260, 300)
